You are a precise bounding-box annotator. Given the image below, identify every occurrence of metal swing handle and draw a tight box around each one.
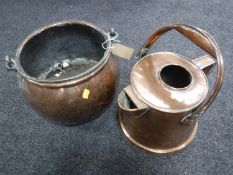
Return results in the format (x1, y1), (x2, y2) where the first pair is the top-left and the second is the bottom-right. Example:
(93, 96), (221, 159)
(136, 23), (224, 122)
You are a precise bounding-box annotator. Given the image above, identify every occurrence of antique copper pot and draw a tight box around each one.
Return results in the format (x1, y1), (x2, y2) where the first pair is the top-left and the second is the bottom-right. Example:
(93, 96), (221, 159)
(118, 24), (224, 154)
(6, 20), (119, 125)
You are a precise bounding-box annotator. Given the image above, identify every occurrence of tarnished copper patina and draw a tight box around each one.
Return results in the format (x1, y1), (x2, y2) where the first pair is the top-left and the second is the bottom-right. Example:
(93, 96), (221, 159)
(6, 20), (119, 125)
(118, 24), (224, 154)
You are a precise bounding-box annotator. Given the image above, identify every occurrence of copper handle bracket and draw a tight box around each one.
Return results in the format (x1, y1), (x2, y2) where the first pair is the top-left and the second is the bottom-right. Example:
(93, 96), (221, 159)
(181, 113), (199, 125)
(5, 55), (17, 71)
(107, 28), (119, 40)
(137, 48), (149, 59)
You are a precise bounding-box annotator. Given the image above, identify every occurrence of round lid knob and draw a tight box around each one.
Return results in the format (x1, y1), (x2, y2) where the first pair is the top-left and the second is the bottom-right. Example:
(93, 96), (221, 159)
(130, 52), (209, 113)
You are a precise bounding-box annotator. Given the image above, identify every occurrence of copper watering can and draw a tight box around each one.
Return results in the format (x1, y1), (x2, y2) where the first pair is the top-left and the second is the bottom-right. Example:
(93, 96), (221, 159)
(5, 20), (119, 125)
(118, 24), (224, 154)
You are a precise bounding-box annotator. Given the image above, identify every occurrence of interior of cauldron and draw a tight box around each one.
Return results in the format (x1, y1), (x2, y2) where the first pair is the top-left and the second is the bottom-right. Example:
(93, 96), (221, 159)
(19, 23), (107, 80)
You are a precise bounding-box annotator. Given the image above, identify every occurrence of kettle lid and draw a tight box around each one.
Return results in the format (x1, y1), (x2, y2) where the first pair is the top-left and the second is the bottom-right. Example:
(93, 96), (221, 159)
(130, 52), (209, 113)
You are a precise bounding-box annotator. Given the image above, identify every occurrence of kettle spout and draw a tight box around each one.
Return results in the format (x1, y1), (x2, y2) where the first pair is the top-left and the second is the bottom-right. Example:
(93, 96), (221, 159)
(193, 55), (216, 75)
(118, 85), (149, 118)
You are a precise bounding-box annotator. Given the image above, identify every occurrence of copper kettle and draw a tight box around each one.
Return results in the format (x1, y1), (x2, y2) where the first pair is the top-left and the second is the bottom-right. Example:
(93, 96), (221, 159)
(118, 24), (224, 154)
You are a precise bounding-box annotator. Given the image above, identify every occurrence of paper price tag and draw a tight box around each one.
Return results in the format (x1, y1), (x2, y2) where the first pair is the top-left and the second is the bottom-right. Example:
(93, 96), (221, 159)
(111, 43), (134, 60)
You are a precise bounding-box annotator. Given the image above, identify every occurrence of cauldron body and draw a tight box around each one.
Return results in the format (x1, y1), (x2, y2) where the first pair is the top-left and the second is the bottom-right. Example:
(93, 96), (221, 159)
(19, 56), (118, 125)
(11, 20), (118, 125)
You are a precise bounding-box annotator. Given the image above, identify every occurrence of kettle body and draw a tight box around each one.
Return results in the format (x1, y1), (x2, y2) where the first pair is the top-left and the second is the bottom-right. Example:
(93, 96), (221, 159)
(118, 24), (224, 154)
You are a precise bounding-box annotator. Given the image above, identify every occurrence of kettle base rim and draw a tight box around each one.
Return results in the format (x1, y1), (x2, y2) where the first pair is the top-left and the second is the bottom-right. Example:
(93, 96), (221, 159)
(119, 114), (198, 154)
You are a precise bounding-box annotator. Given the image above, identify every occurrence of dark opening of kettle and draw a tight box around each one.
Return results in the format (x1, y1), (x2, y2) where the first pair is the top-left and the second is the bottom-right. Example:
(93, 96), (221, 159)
(160, 65), (192, 89)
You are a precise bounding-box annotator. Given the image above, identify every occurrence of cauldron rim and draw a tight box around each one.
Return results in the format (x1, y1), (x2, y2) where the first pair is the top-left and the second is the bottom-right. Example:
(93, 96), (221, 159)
(15, 20), (111, 86)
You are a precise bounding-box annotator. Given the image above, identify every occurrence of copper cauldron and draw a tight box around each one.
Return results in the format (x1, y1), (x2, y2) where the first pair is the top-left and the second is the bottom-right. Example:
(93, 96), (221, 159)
(118, 24), (224, 154)
(6, 20), (119, 125)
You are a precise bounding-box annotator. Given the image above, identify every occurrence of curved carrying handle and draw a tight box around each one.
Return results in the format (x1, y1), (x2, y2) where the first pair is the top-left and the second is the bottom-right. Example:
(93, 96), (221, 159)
(136, 24), (224, 123)
(137, 24), (215, 58)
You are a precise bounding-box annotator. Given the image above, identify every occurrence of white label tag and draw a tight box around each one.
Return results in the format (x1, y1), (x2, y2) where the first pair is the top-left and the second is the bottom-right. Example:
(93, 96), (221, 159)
(111, 43), (134, 60)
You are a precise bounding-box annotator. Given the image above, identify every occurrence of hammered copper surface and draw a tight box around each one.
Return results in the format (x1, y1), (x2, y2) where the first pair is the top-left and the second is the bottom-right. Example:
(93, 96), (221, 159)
(19, 55), (118, 125)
